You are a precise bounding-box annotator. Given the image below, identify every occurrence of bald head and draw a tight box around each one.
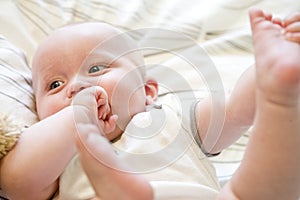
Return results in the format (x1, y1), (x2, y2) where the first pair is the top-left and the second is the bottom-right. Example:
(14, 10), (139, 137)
(32, 22), (145, 91)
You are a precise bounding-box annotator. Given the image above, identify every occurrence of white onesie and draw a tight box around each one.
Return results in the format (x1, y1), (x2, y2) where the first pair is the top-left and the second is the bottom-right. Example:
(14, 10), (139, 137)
(54, 97), (220, 200)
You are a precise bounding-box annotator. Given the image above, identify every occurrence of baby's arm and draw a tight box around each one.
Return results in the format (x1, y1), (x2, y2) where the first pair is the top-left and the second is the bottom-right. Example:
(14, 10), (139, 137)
(74, 86), (152, 200)
(0, 106), (78, 199)
(75, 123), (153, 200)
(0, 86), (115, 200)
(195, 65), (256, 154)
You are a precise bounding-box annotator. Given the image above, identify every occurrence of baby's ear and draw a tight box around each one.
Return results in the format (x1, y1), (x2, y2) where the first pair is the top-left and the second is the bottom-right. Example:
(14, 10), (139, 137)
(144, 77), (158, 105)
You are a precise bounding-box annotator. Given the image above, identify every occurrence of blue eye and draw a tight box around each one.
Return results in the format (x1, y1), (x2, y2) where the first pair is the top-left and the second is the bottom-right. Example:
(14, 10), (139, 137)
(89, 65), (105, 74)
(50, 80), (64, 90)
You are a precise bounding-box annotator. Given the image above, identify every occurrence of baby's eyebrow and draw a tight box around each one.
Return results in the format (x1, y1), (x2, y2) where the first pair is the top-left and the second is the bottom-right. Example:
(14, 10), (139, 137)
(86, 50), (116, 63)
(39, 75), (52, 90)
(39, 69), (63, 90)
(82, 57), (114, 70)
(39, 65), (56, 81)
(37, 73), (48, 86)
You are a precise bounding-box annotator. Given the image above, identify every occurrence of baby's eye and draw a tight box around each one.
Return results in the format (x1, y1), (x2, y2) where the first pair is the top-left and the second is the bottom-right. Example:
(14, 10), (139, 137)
(88, 65), (105, 74)
(50, 80), (64, 90)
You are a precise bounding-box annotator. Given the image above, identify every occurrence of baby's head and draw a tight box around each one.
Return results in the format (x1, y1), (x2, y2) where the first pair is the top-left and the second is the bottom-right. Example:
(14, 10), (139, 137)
(32, 22), (158, 140)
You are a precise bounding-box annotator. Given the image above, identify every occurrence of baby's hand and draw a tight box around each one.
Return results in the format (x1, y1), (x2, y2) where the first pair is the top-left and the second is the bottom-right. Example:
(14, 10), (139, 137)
(283, 12), (300, 43)
(72, 86), (118, 136)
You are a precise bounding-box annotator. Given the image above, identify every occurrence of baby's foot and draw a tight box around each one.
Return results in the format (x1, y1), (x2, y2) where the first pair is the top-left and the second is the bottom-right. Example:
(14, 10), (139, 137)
(249, 8), (300, 107)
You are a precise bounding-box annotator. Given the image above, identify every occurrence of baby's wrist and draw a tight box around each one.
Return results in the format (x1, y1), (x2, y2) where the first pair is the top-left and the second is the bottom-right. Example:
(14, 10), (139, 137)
(72, 104), (97, 125)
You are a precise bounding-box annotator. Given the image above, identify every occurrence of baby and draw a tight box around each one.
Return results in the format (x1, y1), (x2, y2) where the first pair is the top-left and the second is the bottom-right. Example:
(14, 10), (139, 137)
(0, 8), (300, 200)
(75, 9), (300, 200)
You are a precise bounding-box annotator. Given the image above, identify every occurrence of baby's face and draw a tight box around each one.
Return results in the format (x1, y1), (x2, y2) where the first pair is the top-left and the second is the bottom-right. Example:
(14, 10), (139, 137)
(32, 22), (157, 139)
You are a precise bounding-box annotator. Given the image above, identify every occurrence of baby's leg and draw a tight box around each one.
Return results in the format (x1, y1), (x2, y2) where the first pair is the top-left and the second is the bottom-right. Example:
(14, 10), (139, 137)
(220, 9), (300, 200)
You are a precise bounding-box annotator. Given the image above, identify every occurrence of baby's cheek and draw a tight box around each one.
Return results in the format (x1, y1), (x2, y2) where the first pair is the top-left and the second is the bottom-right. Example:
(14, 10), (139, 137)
(38, 98), (69, 120)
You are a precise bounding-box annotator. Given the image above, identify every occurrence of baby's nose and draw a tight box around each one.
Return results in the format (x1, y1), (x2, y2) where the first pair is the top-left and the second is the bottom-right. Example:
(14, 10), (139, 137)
(67, 80), (91, 98)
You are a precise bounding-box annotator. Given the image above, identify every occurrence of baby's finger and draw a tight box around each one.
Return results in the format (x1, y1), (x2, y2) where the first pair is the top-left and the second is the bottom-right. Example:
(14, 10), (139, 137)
(97, 98), (106, 107)
(94, 87), (108, 103)
(284, 12), (300, 27)
(102, 115), (118, 135)
(98, 104), (110, 120)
